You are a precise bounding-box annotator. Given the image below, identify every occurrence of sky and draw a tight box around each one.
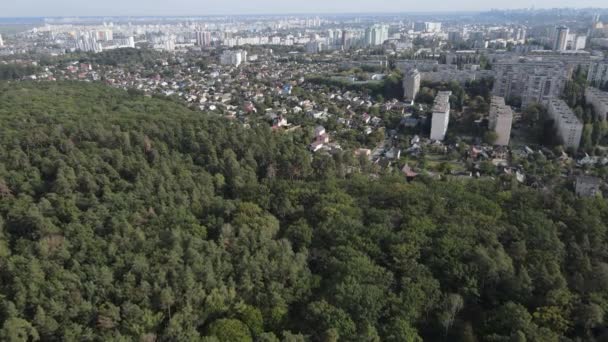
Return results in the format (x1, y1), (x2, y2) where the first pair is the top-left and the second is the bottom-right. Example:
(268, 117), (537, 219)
(2, 0), (607, 17)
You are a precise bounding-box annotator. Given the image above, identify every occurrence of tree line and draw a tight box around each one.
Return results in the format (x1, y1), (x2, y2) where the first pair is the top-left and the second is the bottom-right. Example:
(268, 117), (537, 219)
(0, 81), (606, 341)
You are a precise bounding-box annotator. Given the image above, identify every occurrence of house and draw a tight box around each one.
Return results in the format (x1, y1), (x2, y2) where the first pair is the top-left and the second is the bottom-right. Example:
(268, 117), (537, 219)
(309, 140), (324, 152)
(385, 147), (401, 160)
(402, 164), (418, 180)
(575, 176), (601, 197)
(314, 126), (326, 137)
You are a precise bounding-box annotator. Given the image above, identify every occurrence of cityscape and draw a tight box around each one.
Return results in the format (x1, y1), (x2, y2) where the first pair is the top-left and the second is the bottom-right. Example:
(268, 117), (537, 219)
(1, 2), (608, 341)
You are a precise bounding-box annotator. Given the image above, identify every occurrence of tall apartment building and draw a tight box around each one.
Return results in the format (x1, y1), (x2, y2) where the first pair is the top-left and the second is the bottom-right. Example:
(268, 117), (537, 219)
(430, 91), (452, 141)
(0, 34), (3, 47)
(553, 26), (569, 51)
(492, 61), (570, 107)
(587, 62), (608, 87)
(585, 87), (608, 121)
(365, 25), (389, 46)
(547, 98), (583, 149)
(488, 96), (513, 146)
(220, 50), (247, 67)
(414, 22), (442, 33)
(403, 69), (421, 103)
(196, 31), (212, 47)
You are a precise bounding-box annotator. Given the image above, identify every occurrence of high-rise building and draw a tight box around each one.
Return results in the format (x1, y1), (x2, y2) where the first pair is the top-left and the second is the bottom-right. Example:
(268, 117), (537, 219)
(196, 31), (212, 47)
(585, 87), (608, 121)
(488, 96), (513, 146)
(0, 34), (3, 47)
(587, 62), (608, 88)
(220, 50), (247, 67)
(546, 98), (583, 149)
(305, 41), (323, 54)
(492, 60), (571, 107)
(96, 30), (113, 41)
(448, 31), (462, 43)
(414, 22), (442, 33)
(75, 32), (103, 52)
(553, 26), (569, 51)
(342, 29), (353, 50)
(365, 25), (389, 46)
(430, 91), (452, 141)
(403, 69), (420, 103)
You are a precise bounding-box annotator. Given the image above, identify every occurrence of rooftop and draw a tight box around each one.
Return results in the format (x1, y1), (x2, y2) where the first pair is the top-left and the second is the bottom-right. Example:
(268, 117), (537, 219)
(432, 91), (452, 113)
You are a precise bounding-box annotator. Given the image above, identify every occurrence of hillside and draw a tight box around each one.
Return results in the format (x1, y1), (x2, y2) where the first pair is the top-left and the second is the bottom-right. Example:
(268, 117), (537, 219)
(0, 81), (607, 341)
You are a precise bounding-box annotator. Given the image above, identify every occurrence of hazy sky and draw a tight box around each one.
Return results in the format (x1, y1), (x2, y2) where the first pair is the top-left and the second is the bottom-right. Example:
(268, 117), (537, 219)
(2, 0), (607, 17)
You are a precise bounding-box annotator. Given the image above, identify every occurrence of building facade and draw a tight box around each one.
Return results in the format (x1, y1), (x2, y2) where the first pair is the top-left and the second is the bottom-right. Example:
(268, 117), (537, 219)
(492, 60), (570, 107)
(547, 98), (583, 150)
(488, 96), (513, 146)
(403, 69), (420, 103)
(430, 91), (452, 141)
(553, 26), (569, 51)
(220, 50), (247, 67)
(587, 62), (608, 88)
(585, 87), (608, 121)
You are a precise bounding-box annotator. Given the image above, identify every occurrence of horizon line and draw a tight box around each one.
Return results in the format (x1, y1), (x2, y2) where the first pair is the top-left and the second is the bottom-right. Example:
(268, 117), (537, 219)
(1, 7), (608, 20)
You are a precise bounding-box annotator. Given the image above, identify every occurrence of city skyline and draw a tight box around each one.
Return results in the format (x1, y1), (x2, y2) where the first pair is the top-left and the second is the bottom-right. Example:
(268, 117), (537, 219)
(3, 0), (608, 17)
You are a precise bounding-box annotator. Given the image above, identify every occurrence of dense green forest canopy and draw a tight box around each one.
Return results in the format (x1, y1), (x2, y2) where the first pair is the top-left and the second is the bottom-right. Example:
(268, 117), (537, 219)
(0, 81), (607, 341)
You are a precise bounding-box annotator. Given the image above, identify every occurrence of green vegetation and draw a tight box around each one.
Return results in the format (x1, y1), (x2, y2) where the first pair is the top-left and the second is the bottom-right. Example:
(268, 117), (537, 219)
(562, 66), (608, 152)
(0, 64), (41, 80)
(307, 70), (403, 100)
(0, 81), (607, 341)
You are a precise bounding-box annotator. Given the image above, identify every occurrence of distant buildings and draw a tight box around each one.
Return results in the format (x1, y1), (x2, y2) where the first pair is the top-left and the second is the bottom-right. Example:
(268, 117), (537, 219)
(585, 87), (608, 121)
(488, 96), (513, 146)
(414, 22), (442, 33)
(0, 34), (3, 47)
(75, 32), (103, 52)
(587, 62), (608, 87)
(492, 60), (570, 107)
(305, 40), (323, 54)
(553, 26), (569, 51)
(547, 98), (583, 150)
(196, 31), (212, 47)
(220, 50), (247, 67)
(101, 36), (135, 50)
(448, 31), (462, 43)
(403, 69), (420, 103)
(365, 25), (389, 46)
(430, 91), (452, 141)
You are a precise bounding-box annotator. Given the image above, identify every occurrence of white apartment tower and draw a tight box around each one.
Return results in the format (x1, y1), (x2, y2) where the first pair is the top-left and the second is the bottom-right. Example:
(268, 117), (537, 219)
(587, 62), (608, 88)
(365, 25), (389, 46)
(547, 98), (583, 149)
(220, 50), (247, 67)
(585, 87), (608, 121)
(196, 31), (212, 47)
(488, 96), (513, 146)
(430, 91), (452, 141)
(554, 26), (569, 51)
(403, 69), (421, 103)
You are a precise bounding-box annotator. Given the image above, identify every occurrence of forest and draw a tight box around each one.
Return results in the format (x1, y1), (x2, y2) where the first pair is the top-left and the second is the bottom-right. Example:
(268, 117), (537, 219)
(0, 81), (607, 341)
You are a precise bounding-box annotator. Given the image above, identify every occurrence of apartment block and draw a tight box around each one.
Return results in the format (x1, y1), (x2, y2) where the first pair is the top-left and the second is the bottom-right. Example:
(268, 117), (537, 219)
(488, 96), (513, 146)
(585, 87), (608, 121)
(493, 60), (569, 107)
(430, 91), (452, 141)
(547, 98), (583, 149)
(403, 69), (420, 103)
(587, 62), (608, 88)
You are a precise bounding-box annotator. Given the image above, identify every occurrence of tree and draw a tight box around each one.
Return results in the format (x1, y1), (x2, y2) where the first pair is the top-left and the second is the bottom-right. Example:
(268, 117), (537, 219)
(206, 319), (253, 342)
(0, 318), (40, 342)
(484, 131), (499, 145)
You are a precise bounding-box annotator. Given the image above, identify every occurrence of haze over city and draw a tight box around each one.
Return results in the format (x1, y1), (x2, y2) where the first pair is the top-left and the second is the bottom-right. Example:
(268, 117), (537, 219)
(2, 0), (608, 17)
